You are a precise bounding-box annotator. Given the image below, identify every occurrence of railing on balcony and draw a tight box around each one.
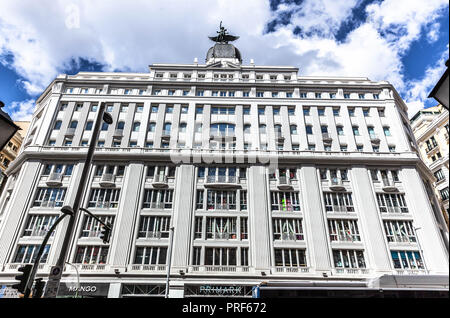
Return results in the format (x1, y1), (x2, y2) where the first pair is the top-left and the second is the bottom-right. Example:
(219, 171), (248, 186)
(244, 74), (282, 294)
(380, 206), (408, 214)
(152, 175), (168, 188)
(130, 264), (167, 271)
(161, 130), (171, 139)
(189, 266), (249, 273)
(81, 230), (101, 238)
(274, 266), (309, 273)
(277, 176), (293, 190)
(330, 235), (361, 242)
(39, 200), (64, 208)
(78, 264), (107, 271)
(334, 268), (369, 275)
(138, 231), (169, 239)
(207, 203), (236, 210)
(327, 205), (355, 213)
(99, 173), (115, 187)
(329, 177), (345, 191)
(65, 128), (76, 136)
(143, 201), (172, 209)
(381, 178), (398, 192)
(322, 133), (333, 143)
(113, 129), (124, 137)
(395, 269), (426, 275)
(388, 235), (416, 243)
(46, 172), (63, 186)
(425, 144), (438, 153)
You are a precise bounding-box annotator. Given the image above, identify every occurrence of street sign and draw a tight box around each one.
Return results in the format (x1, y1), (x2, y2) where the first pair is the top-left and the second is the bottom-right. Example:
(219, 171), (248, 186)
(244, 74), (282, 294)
(44, 266), (63, 298)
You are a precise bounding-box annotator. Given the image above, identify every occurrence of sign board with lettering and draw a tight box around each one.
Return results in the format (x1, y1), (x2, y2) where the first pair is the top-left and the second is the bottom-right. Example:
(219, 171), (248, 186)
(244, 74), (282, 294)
(184, 285), (253, 297)
(57, 283), (110, 298)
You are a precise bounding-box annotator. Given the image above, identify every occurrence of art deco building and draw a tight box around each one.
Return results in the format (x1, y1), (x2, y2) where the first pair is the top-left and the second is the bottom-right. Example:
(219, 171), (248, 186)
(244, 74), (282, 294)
(411, 105), (449, 228)
(0, 29), (448, 298)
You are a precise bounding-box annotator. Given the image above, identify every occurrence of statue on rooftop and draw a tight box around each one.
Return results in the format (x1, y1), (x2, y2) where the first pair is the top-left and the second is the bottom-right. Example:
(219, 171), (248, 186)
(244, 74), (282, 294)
(208, 21), (239, 44)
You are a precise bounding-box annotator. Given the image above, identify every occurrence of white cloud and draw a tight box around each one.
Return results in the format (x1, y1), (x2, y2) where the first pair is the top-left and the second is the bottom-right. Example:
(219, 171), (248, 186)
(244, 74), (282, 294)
(404, 45), (449, 117)
(0, 0), (448, 120)
(8, 99), (36, 121)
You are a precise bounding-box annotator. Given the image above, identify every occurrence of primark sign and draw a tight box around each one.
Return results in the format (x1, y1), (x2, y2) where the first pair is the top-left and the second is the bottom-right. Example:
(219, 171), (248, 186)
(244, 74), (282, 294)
(186, 284), (252, 297)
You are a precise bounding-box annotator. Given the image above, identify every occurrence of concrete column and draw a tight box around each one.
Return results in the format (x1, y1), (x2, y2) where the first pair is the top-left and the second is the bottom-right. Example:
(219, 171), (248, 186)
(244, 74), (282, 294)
(340, 105), (357, 151)
(351, 166), (392, 272)
(401, 167), (449, 274)
(0, 161), (40, 265)
(171, 165), (195, 271)
(248, 166), (271, 272)
(300, 165), (332, 272)
(119, 103), (137, 147)
(108, 163), (144, 269)
(296, 103), (309, 150)
(235, 105), (244, 150)
(72, 101), (91, 146)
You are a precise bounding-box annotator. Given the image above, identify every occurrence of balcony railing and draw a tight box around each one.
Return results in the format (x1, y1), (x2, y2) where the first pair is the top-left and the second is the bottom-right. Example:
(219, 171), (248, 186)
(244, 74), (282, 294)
(39, 200), (64, 208)
(369, 134), (380, 144)
(46, 173), (63, 186)
(130, 264), (167, 271)
(326, 205), (355, 213)
(152, 175), (169, 187)
(334, 268), (369, 275)
(277, 176), (293, 189)
(395, 269), (426, 275)
(380, 206), (409, 214)
(138, 231), (169, 239)
(329, 177), (345, 191)
(207, 203), (236, 210)
(142, 201), (172, 209)
(206, 175), (237, 184)
(273, 266), (309, 273)
(381, 178), (398, 192)
(322, 133), (333, 143)
(99, 173), (115, 187)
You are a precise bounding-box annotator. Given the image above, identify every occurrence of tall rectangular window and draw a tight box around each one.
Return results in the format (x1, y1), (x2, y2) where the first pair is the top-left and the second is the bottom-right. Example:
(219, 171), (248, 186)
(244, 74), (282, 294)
(137, 216), (171, 238)
(333, 250), (366, 269)
(270, 191), (301, 211)
(273, 218), (304, 241)
(74, 246), (109, 264)
(33, 188), (66, 208)
(142, 189), (174, 209)
(88, 188), (121, 209)
(274, 249), (307, 267)
(134, 246), (167, 265)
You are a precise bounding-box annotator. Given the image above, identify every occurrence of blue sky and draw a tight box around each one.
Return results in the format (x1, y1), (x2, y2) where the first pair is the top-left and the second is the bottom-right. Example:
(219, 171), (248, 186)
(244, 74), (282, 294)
(0, 0), (448, 120)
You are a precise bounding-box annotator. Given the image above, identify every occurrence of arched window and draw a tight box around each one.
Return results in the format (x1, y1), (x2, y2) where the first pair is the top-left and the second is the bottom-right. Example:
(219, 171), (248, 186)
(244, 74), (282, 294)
(132, 122), (141, 132)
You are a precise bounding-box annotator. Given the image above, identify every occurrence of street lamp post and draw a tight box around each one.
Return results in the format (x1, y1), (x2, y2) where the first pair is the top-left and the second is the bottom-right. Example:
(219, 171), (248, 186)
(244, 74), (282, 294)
(43, 102), (113, 298)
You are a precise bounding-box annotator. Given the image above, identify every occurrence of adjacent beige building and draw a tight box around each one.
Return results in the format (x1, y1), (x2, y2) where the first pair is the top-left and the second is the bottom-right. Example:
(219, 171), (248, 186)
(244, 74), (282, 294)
(411, 105), (449, 227)
(0, 121), (30, 191)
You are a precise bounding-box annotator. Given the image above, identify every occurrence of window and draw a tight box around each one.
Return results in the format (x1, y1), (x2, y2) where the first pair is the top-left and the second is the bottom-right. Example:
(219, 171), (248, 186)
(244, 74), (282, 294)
(120, 105), (128, 113)
(333, 108), (340, 116)
(153, 89), (161, 95)
(330, 93), (336, 99)
(205, 247), (237, 266)
(14, 245), (50, 264)
(69, 121), (78, 129)
(75, 246), (109, 264)
(132, 122), (141, 132)
(300, 93), (307, 98)
(256, 92), (264, 98)
(258, 107), (265, 115)
(129, 141), (138, 147)
(359, 94), (365, 99)
(166, 106), (173, 113)
(434, 169), (445, 182)
(290, 125), (297, 135)
(318, 108), (325, 116)
(391, 251), (424, 270)
(440, 187), (449, 201)
(288, 107), (295, 116)
(179, 123), (187, 132)
(259, 124), (266, 134)
(333, 250), (366, 269)
(80, 215), (115, 238)
(286, 92), (293, 98)
(378, 108), (385, 117)
(54, 121), (62, 130)
(90, 104), (98, 112)
(323, 192), (354, 212)
(328, 219), (360, 242)
(206, 217), (237, 240)
(356, 145), (363, 152)
(363, 109), (370, 117)
(75, 103), (83, 111)
(64, 138), (73, 146)
(207, 190), (237, 210)
(270, 191), (301, 211)
(274, 249), (307, 267)
(106, 105), (114, 112)
(340, 145), (347, 152)
(352, 126), (360, 136)
(315, 93), (322, 99)
(303, 108), (310, 116)
(306, 126), (313, 135)
(308, 144), (316, 151)
(181, 106), (188, 113)
(151, 106), (159, 113)
(136, 105), (144, 113)
(337, 126), (344, 136)
(139, 89), (145, 95)
(196, 106), (203, 114)
(88, 188), (121, 209)
(148, 122), (156, 132)
(273, 107), (280, 115)
(376, 193), (409, 213)
(244, 125), (251, 134)
(33, 188), (66, 208)
(389, 146), (396, 153)
(344, 93), (350, 99)
(134, 247), (167, 265)
(383, 127), (391, 136)
(243, 91), (250, 97)
(23, 215), (58, 237)
(273, 219), (304, 241)
(137, 216), (171, 238)
(272, 92), (279, 98)
(142, 189), (174, 209)
(243, 107), (250, 115)
(348, 108), (355, 117)
(85, 121), (93, 131)
(383, 220), (416, 243)
(101, 122), (108, 131)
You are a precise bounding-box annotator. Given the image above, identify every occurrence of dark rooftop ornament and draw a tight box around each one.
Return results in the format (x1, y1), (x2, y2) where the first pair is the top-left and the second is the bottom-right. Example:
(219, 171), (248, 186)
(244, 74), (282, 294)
(208, 21), (239, 44)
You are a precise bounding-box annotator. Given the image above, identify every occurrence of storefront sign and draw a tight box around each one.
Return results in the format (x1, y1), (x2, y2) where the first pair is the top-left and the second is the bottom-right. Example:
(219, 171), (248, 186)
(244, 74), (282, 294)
(185, 284), (252, 297)
(57, 283), (110, 298)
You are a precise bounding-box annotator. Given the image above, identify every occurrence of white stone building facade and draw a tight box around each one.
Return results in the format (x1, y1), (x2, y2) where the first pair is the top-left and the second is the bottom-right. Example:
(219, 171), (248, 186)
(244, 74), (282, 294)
(0, 39), (448, 298)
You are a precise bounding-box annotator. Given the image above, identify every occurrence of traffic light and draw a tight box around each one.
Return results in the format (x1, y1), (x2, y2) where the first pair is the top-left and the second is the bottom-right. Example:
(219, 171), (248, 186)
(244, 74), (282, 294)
(12, 264), (32, 293)
(32, 278), (45, 298)
(99, 223), (111, 243)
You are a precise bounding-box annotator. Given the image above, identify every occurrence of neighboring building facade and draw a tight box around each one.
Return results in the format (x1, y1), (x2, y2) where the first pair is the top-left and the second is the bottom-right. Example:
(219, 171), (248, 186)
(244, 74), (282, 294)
(411, 105), (449, 227)
(0, 31), (448, 298)
(0, 121), (30, 198)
